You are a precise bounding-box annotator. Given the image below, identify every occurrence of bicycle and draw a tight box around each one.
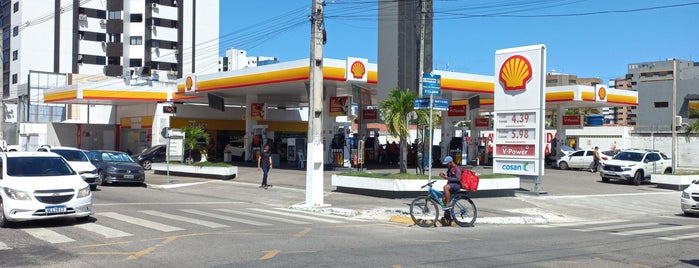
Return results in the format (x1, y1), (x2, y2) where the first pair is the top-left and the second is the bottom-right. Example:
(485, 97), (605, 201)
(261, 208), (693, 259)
(409, 180), (477, 227)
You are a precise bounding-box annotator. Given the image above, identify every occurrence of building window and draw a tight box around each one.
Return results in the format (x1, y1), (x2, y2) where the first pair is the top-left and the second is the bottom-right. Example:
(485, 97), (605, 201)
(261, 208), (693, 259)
(689, 100), (699, 119)
(654, 102), (669, 108)
(108, 11), (121, 20)
(130, 36), (142, 45)
(12, 74), (18, 84)
(12, 26), (18, 37)
(13, 2), (19, 12)
(12, 50), (18, 61)
(130, 14), (143, 22)
(151, 40), (160, 48)
(129, 59), (142, 67)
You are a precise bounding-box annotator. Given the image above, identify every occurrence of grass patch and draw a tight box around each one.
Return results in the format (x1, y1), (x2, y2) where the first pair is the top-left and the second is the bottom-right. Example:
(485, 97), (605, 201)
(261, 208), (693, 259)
(338, 171), (515, 179)
(671, 171), (699, 175)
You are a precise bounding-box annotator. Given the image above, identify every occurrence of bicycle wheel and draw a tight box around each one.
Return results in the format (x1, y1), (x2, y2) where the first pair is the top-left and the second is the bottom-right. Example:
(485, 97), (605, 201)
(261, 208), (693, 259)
(450, 194), (477, 227)
(410, 196), (440, 227)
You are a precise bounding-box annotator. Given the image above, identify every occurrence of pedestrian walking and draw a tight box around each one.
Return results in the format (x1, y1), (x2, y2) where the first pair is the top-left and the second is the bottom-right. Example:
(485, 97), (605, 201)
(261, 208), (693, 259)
(590, 146), (601, 172)
(257, 144), (273, 189)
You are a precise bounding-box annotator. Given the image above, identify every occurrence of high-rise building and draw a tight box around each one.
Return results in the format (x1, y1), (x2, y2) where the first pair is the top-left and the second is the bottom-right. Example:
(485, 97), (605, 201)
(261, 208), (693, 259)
(218, 48), (278, 72)
(608, 78), (635, 126)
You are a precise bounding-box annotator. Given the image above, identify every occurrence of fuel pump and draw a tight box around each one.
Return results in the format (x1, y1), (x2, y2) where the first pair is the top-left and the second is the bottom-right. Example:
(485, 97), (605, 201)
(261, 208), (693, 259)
(330, 124), (351, 167)
(364, 128), (380, 163)
(448, 128), (469, 165)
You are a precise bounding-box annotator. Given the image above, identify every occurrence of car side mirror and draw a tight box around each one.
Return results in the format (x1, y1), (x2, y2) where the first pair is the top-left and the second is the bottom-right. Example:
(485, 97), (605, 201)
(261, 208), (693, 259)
(644, 159), (649, 163)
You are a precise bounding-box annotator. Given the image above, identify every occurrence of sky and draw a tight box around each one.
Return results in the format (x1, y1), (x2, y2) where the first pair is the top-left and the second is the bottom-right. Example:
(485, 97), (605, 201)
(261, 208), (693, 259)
(219, 0), (699, 83)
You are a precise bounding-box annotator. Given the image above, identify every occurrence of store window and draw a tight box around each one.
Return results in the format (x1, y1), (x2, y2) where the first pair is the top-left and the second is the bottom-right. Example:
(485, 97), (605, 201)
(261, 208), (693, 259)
(689, 100), (699, 119)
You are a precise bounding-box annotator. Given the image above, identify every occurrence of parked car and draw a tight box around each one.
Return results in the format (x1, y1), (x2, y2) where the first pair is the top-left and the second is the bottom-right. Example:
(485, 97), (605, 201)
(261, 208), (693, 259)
(224, 140), (246, 161)
(547, 145), (575, 166)
(681, 179), (699, 216)
(556, 149), (610, 170)
(132, 144), (167, 170)
(87, 150), (146, 186)
(599, 149), (672, 185)
(0, 152), (92, 227)
(37, 146), (100, 190)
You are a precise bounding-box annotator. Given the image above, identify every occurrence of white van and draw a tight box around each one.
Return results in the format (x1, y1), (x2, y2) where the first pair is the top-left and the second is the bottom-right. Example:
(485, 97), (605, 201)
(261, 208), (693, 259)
(37, 146), (100, 190)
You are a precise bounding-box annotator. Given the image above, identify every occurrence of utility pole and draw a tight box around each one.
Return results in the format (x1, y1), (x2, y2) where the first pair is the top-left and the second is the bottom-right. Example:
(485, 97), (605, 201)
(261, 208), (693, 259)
(305, 0), (325, 207)
(671, 59), (677, 175)
(418, 0), (426, 98)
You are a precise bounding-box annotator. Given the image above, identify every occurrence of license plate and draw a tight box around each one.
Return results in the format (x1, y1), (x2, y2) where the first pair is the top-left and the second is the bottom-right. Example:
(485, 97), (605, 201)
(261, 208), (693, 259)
(45, 205), (66, 214)
(606, 171), (616, 175)
(124, 174), (134, 179)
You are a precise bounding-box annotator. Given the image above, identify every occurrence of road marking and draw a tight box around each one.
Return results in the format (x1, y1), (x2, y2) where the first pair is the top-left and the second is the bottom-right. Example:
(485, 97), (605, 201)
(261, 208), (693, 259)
(658, 232), (699, 241)
(75, 223), (133, 238)
(536, 219), (629, 228)
(293, 228), (312, 238)
(94, 201), (245, 207)
(140, 210), (229, 228)
(572, 222), (657, 232)
(215, 209), (309, 225)
(23, 228), (75, 244)
(0, 241), (11, 250)
(274, 208), (363, 221)
(248, 208), (343, 223)
(97, 212), (184, 232)
(612, 225), (699, 236)
(180, 209), (272, 226)
(260, 250), (279, 260)
(150, 182), (211, 189)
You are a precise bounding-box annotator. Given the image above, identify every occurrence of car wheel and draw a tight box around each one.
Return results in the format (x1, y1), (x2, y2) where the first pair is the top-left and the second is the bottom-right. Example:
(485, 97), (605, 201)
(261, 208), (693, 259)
(559, 161), (568, 170)
(631, 171), (643, 185)
(664, 168), (672, 174)
(98, 170), (107, 186)
(0, 200), (12, 228)
(684, 212), (697, 217)
(76, 216), (90, 223)
(90, 184), (97, 191)
(602, 176), (610, 183)
(241, 152), (245, 161)
(142, 160), (152, 170)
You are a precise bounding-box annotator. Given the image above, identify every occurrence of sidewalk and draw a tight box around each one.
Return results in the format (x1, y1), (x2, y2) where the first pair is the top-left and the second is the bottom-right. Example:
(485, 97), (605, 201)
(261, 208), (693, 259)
(144, 162), (683, 226)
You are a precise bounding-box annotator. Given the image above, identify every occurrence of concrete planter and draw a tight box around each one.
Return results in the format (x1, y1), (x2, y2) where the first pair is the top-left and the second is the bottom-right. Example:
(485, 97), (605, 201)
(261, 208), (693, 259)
(152, 163), (237, 180)
(651, 174), (699, 190)
(331, 174), (520, 197)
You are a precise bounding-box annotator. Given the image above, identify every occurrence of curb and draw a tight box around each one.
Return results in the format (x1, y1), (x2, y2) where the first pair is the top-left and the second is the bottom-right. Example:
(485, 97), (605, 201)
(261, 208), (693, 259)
(387, 214), (551, 226)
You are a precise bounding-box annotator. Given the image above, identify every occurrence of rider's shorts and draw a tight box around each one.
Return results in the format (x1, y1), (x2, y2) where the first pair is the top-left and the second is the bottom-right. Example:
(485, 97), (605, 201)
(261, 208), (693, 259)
(447, 182), (461, 193)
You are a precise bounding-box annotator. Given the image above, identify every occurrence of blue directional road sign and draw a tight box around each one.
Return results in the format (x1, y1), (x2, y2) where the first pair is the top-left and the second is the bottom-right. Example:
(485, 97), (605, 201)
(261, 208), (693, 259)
(433, 98), (449, 111)
(414, 98), (430, 110)
(422, 73), (441, 96)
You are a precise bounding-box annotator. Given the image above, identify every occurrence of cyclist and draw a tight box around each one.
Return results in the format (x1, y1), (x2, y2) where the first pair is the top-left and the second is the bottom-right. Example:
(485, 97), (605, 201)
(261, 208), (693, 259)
(439, 156), (462, 208)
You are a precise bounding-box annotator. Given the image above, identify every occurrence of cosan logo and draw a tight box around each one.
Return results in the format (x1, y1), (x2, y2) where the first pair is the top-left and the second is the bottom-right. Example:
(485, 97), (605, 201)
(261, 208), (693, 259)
(499, 55), (532, 91)
(502, 162), (529, 171)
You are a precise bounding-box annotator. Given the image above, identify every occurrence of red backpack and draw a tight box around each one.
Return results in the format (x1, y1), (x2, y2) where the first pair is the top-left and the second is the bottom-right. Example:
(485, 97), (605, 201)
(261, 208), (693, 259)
(460, 168), (480, 192)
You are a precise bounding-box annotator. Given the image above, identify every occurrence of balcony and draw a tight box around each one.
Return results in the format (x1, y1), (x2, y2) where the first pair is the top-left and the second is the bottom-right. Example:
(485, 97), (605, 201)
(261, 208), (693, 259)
(105, 42), (123, 57)
(103, 65), (124, 77)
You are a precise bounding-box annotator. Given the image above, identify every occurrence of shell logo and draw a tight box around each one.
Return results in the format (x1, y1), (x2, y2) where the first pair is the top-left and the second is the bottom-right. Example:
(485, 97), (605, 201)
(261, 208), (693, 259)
(499, 55), (532, 91)
(350, 61), (366, 79)
(598, 87), (607, 100)
(185, 76), (194, 91)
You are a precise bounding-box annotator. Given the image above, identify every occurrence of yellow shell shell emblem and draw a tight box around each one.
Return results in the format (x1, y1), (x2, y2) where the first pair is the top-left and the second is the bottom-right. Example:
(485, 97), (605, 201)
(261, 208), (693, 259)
(499, 55), (532, 91)
(598, 87), (607, 100)
(350, 61), (366, 79)
(185, 76), (193, 90)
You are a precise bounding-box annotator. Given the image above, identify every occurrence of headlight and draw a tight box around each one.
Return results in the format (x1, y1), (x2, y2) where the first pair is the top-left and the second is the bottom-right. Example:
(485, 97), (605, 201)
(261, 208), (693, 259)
(107, 166), (117, 171)
(682, 191), (690, 199)
(3, 187), (31, 200)
(77, 186), (91, 198)
(622, 167), (632, 171)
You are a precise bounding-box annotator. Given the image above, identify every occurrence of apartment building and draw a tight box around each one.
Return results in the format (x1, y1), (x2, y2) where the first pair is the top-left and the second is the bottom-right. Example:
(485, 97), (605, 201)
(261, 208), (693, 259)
(218, 48), (278, 72)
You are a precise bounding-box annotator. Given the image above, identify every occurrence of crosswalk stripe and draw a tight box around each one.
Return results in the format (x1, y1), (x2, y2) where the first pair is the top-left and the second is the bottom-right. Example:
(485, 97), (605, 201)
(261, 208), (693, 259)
(536, 219), (630, 228)
(274, 208), (361, 221)
(658, 232), (699, 241)
(214, 209), (309, 225)
(248, 208), (343, 223)
(140, 210), (229, 228)
(179, 209), (272, 226)
(571, 222), (658, 232)
(0, 241), (11, 250)
(74, 223), (133, 238)
(23, 228), (75, 244)
(613, 225), (699, 236)
(97, 212), (184, 232)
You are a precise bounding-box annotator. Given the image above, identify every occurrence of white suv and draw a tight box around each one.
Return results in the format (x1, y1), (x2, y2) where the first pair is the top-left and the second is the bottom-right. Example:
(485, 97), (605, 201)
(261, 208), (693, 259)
(38, 146), (100, 190)
(0, 152), (92, 227)
(599, 149), (672, 185)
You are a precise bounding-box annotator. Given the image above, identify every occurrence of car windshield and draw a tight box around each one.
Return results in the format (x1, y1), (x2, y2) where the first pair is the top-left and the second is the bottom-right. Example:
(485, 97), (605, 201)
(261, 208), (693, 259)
(142, 146), (163, 154)
(52, 149), (89, 162)
(7, 156), (75, 176)
(102, 152), (135, 163)
(613, 151), (644, 162)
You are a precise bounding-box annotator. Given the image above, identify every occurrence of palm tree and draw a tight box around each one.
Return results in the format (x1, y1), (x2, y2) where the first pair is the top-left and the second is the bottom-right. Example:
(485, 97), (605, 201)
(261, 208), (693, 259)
(379, 88), (420, 173)
(183, 126), (210, 163)
(684, 120), (699, 142)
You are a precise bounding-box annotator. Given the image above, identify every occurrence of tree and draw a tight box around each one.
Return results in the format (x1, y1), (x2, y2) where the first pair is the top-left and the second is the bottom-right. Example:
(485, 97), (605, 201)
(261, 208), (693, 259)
(379, 88), (420, 173)
(685, 120), (699, 142)
(183, 126), (209, 163)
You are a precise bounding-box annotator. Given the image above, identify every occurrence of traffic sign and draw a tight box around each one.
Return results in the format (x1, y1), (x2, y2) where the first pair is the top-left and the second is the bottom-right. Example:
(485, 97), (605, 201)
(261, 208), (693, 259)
(433, 98), (449, 111)
(422, 73), (441, 96)
(413, 98), (430, 110)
